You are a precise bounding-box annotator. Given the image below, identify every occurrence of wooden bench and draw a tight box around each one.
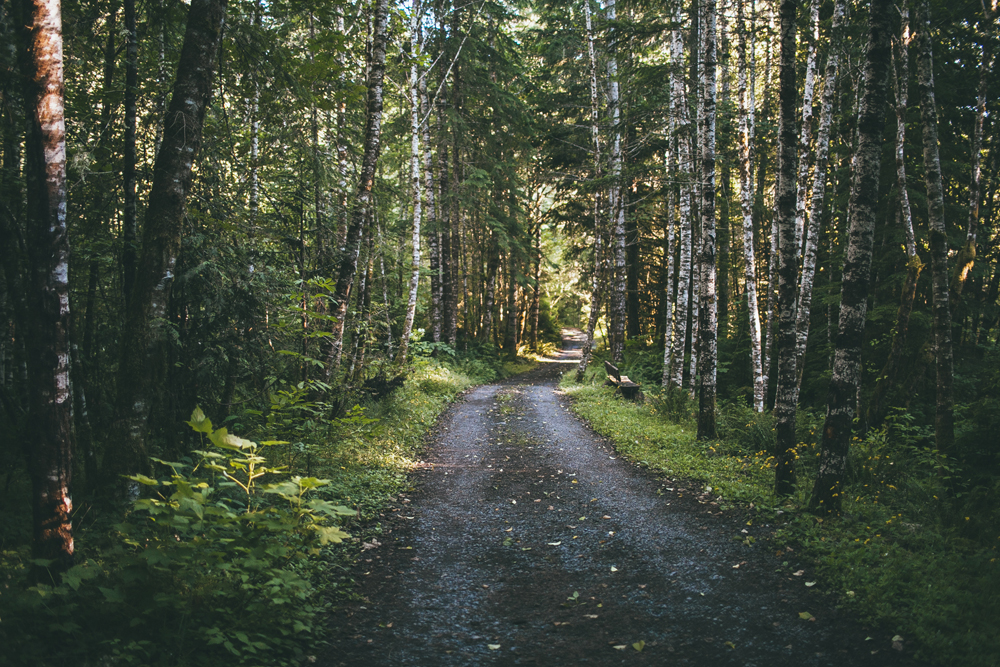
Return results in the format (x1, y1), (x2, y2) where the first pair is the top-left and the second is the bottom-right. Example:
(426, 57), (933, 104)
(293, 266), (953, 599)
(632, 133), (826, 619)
(603, 360), (643, 401)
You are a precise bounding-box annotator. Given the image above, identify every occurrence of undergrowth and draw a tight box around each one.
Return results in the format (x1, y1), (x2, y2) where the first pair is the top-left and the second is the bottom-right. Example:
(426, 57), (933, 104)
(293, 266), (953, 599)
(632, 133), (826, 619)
(0, 350), (535, 667)
(561, 361), (1000, 667)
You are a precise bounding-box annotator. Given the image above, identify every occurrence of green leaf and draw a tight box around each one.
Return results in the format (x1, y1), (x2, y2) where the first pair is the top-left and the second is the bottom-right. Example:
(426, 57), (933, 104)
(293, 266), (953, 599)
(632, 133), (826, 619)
(187, 406), (213, 434)
(128, 474), (160, 486)
(99, 586), (126, 603)
(632, 640), (645, 652)
(314, 526), (351, 544)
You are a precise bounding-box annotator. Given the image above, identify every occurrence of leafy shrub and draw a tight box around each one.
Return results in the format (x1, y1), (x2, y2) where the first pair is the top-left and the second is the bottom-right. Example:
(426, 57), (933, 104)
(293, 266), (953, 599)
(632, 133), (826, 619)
(0, 409), (354, 667)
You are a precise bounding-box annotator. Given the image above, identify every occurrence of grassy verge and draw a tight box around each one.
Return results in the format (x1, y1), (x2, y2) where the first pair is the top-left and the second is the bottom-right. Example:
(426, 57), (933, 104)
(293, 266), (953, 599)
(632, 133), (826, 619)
(560, 364), (1000, 667)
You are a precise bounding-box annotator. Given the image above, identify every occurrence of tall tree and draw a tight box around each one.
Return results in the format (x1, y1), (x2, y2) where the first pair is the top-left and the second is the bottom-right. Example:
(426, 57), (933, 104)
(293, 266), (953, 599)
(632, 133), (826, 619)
(399, 0), (424, 365)
(106, 0), (229, 482)
(736, 0), (765, 411)
(21, 0), (74, 569)
(915, 0), (955, 455)
(324, 0), (390, 378)
(697, 0), (718, 440)
(809, 0), (892, 512)
(607, 0), (627, 363)
(773, 0), (800, 497)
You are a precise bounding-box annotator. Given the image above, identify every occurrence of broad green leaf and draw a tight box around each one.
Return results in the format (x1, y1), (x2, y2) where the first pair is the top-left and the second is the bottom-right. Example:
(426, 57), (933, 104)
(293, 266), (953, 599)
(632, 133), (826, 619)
(314, 526), (350, 544)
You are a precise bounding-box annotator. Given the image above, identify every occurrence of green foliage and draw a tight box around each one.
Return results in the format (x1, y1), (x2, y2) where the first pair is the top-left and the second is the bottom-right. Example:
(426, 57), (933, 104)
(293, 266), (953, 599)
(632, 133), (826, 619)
(0, 410), (354, 667)
(562, 368), (1000, 667)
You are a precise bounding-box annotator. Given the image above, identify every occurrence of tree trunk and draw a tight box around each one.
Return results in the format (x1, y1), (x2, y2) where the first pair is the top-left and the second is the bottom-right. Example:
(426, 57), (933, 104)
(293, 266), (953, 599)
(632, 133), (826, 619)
(107, 0), (228, 483)
(792, 0), (847, 396)
(324, 0), (388, 378)
(398, 3), (424, 365)
(773, 0), (800, 497)
(737, 0), (764, 412)
(808, 0), (891, 512)
(21, 0), (74, 571)
(866, 10), (922, 430)
(670, 2), (694, 390)
(915, 0), (955, 455)
(793, 0), (819, 253)
(122, 0), (138, 305)
(697, 0), (718, 440)
(952, 4), (993, 298)
(578, 0), (604, 382)
(607, 0), (626, 363)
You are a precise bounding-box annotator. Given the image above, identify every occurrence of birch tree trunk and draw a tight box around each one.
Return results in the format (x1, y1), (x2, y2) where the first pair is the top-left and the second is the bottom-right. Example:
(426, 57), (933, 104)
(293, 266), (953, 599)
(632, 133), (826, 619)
(793, 0), (820, 252)
(772, 0), (800, 497)
(605, 0), (627, 363)
(398, 3), (424, 365)
(697, 0), (718, 439)
(107, 0), (228, 482)
(915, 0), (955, 455)
(22, 0), (74, 569)
(808, 0), (891, 511)
(792, 0), (847, 396)
(578, 0), (605, 382)
(122, 0), (138, 305)
(737, 0), (764, 412)
(866, 10), (922, 429)
(324, 0), (388, 378)
(670, 2), (695, 390)
(952, 3), (993, 297)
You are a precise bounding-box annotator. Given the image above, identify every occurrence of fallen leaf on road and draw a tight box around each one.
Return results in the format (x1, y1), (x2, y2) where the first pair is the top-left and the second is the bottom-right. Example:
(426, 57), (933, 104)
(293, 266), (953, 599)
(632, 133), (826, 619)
(798, 612), (815, 621)
(792, 570), (805, 576)
(488, 644), (500, 650)
(610, 566), (618, 572)
(805, 581), (816, 587)
(584, 614), (599, 619)
(633, 640), (645, 652)
(547, 541), (562, 546)
(612, 645), (627, 650)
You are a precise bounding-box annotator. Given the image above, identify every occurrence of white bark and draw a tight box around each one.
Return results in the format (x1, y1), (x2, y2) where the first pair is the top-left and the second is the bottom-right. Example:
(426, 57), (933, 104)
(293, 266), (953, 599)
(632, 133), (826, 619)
(794, 0), (820, 252)
(793, 0), (846, 395)
(738, 0), (764, 411)
(606, 0), (627, 362)
(398, 2), (423, 364)
(670, 5), (694, 389)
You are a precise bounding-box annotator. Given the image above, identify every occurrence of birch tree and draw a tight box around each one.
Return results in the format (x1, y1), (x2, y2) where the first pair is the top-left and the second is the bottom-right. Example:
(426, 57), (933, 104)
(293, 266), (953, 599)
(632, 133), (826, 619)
(670, 0), (695, 390)
(809, 0), (892, 511)
(772, 0), (800, 497)
(792, 0), (847, 395)
(737, 0), (765, 411)
(697, 0), (719, 439)
(915, 0), (955, 454)
(22, 0), (74, 569)
(607, 0), (627, 363)
(324, 0), (389, 378)
(577, 0), (605, 382)
(866, 8), (922, 429)
(793, 0), (820, 252)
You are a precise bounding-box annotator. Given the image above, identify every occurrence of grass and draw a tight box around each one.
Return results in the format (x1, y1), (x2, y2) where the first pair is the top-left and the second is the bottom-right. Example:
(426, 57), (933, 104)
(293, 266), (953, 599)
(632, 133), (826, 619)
(560, 362), (1000, 667)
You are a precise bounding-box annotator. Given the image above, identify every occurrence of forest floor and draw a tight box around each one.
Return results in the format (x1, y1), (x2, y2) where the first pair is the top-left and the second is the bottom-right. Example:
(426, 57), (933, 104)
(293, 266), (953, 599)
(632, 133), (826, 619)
(321, 331), (927, 666)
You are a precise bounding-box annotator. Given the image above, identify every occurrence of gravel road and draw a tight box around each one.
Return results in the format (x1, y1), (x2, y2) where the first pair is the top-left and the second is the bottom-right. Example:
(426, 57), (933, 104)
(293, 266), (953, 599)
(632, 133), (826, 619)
(322, 330), (924, 666)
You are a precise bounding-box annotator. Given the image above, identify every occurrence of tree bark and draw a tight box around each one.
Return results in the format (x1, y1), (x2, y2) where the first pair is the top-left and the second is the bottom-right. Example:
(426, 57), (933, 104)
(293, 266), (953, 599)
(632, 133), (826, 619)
(792, 0), (847, 396)
(915, 0), (955, 455)
(737, 0), (764, 411)
(670, 1), (694, 390)
(605, 0), (627, 363)
(866, 10), (922, 429)
(324, 0), (389, 377)
(399, 2), (424, 365)
(21, 0), (75, 569)
(122, 0), (138, 305)
(576, 0), (605, 380)
(107, 0), (228, 482)
(773, 0), (800, 497)
(793, 0), (820, 253)
(697, 0), (718, 440)
(808, 0), (891, 512)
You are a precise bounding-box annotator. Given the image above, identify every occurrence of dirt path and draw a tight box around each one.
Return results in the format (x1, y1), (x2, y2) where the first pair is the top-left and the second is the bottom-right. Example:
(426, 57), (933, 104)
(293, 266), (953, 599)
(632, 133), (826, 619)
(322, 331), (922, 666)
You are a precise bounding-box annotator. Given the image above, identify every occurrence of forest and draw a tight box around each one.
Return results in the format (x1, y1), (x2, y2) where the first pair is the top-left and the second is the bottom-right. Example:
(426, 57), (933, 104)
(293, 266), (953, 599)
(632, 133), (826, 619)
(1, 0), (998, 663)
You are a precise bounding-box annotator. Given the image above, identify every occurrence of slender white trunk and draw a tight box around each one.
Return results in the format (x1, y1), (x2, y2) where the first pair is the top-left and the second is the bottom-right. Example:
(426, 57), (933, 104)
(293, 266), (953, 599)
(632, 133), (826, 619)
(398, 2), (423, 364)
(670, 6), (694, 389)
(737, 0), (764, 411)
(792, 0), (846, 395)
(578, 0), (605, 382)
(606, 0), (626, 362)
(794, 0), (820, 251)
(696, 0), (718, 439)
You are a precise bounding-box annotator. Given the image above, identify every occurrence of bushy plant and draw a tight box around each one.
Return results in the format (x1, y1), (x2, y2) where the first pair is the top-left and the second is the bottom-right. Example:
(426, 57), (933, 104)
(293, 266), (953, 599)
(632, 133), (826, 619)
(0, 409), (354, 667)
